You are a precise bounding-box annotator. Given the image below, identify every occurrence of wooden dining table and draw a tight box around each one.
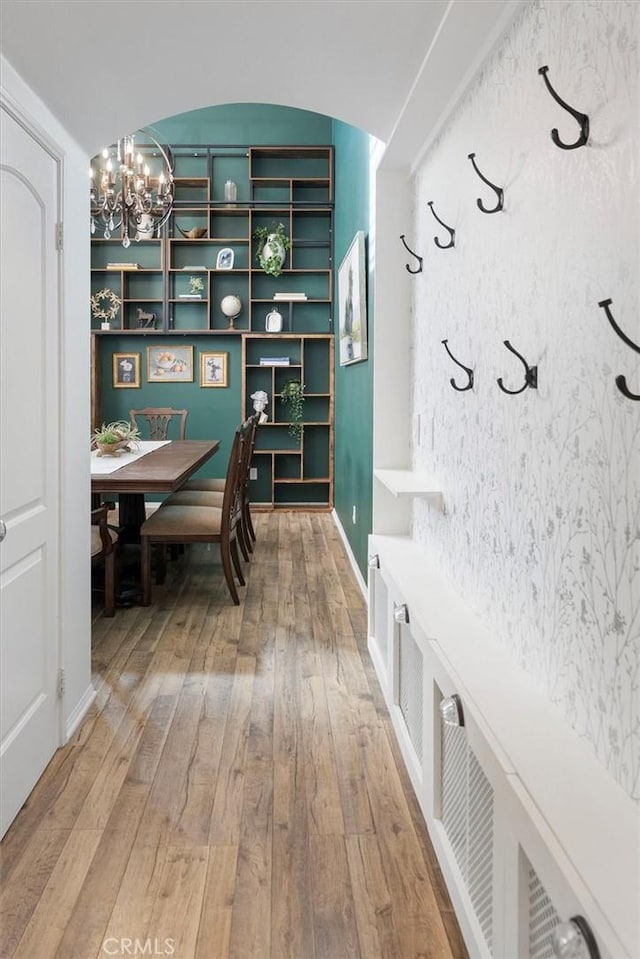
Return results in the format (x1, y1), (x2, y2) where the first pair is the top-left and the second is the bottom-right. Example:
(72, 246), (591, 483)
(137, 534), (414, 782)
(91, 439), (221, 543)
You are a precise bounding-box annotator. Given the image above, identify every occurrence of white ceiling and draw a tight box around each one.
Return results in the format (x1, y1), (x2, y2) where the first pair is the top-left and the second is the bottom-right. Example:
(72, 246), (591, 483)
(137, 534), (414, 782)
(0, 0), (520, 163)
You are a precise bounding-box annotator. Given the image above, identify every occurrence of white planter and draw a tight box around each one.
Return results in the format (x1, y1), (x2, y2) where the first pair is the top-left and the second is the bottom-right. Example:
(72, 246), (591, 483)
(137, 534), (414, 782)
(260, 233), (286, 274)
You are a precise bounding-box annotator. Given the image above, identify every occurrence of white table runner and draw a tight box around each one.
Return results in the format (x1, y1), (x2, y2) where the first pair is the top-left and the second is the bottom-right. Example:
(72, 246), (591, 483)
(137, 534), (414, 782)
(90, 440), (171, 475)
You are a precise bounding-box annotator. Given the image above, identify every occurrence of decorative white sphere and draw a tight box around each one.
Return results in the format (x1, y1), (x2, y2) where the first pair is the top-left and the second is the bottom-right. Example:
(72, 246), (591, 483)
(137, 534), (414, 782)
(220, 294), (242, 318)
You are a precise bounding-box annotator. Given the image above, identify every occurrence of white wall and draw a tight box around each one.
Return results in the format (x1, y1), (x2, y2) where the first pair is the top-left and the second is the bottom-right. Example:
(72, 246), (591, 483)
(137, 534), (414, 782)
(410, 0), (639, 798)
(1, 57), (93, 738)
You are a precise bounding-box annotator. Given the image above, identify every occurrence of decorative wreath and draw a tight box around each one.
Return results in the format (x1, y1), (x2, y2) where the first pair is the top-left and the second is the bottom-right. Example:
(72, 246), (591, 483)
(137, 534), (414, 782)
(90, 287), (121, 320)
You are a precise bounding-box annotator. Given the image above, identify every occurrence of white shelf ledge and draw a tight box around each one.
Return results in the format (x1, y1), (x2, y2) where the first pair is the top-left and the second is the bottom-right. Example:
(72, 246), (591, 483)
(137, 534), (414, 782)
(374, 469), (443, 509)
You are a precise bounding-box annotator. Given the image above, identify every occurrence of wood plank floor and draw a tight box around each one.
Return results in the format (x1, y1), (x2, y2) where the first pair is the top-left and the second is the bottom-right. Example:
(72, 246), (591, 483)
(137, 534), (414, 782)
(0, 512), (468, 959)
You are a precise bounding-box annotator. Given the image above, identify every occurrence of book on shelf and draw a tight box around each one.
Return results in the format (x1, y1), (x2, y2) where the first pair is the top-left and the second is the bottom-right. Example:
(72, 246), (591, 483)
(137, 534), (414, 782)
(259, 357), (290, 366)
(178, 294), (203, 299)
(273, 292), (307, 300)
(107, 262), (139, 270)
(182, 266), (208, 270)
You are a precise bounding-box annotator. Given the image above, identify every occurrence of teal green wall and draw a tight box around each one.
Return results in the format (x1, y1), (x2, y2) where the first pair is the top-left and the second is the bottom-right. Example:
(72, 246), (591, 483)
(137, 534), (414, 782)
(332, 121), (373, 578)
(99, 104), (332, 482)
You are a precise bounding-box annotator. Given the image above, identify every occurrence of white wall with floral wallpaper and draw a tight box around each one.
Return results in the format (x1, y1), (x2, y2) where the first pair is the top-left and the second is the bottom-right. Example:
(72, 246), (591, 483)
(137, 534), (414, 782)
(410, 0), (639, 799)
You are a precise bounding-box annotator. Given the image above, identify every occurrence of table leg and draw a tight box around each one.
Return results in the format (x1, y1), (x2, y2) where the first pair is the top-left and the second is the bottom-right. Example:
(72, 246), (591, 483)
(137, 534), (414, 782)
(118, 493), (147, 544)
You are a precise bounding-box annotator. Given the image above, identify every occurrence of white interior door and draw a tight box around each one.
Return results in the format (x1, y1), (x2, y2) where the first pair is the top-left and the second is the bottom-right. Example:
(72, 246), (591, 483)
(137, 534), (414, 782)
(0, 101), (61, 838)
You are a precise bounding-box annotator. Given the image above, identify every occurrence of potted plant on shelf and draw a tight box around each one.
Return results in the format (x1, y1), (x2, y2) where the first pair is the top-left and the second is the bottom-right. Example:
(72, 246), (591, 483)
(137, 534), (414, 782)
(92, 420), (141, 457)
(254, 222), (291, 277)
(280, 379), (305, 441)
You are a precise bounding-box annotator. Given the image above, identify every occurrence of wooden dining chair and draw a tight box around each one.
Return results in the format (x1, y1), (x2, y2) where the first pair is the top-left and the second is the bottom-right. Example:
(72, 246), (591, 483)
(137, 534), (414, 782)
(129, 407), (188, 440)
(139, 417), (251, 606)
(91, 504), (118, 617)
(173, 413), (259, 554)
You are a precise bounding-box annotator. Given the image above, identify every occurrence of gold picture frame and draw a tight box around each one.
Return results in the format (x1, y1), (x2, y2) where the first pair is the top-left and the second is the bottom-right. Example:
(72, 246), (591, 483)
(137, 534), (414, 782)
(200, 351), (228, 388)
(112, 352), (141, 388)
(147, 345), (194, 382)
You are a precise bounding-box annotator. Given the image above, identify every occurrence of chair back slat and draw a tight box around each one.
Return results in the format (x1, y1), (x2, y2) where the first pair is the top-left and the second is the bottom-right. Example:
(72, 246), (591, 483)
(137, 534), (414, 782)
(129, 407), (188, 440)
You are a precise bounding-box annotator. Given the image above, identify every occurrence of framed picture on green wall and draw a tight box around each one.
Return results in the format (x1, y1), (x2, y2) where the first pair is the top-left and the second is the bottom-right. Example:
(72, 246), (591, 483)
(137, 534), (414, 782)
(200, 351), (228, 387)
(147, 345), (194, 382)
(112, 352), (141, 388)
(338, 231), (367, 366)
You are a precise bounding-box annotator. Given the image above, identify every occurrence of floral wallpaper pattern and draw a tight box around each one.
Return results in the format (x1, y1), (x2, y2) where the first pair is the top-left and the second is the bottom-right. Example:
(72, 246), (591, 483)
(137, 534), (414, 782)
(410, 0), (639, 798)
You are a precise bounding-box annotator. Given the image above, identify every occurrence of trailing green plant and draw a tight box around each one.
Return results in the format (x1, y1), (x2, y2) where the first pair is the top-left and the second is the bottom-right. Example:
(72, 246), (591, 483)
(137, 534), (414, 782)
(92, 420), (141, 449)
(280, 379), (305, 441)
(253, 222), (291, 277)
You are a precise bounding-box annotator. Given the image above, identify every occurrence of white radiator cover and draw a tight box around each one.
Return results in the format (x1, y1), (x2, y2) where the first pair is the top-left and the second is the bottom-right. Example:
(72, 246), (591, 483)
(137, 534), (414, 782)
(367, 532), (638, 959)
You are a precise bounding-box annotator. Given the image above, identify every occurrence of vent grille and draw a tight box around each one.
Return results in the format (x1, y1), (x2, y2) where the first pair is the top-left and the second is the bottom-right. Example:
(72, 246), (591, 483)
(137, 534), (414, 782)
(468, 751), (494, 950)
(528, 861), (561, 959)
(398, 625), (423, 762)
(441, 723), (494, 953)
(441, 725), (468, 865)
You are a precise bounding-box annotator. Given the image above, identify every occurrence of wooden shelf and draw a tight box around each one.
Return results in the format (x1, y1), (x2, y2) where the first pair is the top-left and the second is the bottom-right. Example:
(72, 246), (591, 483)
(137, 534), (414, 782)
(91, 142), (335, 509)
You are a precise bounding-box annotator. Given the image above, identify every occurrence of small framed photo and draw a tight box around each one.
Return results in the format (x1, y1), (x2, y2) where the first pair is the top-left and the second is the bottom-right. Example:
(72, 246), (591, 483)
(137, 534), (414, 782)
(216, 247), (234, 271)
(112, 352), (141, 388)
(200, 351), (228, 388)
(147, 345), (194, 382)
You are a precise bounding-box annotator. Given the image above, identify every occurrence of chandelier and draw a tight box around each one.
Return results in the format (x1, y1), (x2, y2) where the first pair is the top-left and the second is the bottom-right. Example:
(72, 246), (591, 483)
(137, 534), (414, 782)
(90, 130), (174, 247)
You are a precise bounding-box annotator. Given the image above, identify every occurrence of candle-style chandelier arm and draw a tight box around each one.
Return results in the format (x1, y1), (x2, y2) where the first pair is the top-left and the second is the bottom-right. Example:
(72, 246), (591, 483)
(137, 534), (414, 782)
(90, 130), (174, 246)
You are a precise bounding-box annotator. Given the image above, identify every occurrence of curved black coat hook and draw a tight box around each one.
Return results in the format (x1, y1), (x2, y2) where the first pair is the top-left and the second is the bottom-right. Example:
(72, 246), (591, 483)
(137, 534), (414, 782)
(538, 65), (590, 150)
(427, 201), (455, 249)
(467, 153), (504, 214)
(598, 298), (640, 401)
(497, 340), (538, 395)
(399, 234), (423, 274)
(441, 339), (474, 391)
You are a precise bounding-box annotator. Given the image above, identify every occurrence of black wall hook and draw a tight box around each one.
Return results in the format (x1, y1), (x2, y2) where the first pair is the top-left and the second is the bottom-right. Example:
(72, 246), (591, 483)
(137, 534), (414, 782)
(598, 298), (640, 401)
(497, 340), (538, 394)
(427, 201), (455, 249)
(442, 339), (474, 391)
(467, 153), (504, 214)
(538, 65), (590, 150)
(399, 234), (423, 274)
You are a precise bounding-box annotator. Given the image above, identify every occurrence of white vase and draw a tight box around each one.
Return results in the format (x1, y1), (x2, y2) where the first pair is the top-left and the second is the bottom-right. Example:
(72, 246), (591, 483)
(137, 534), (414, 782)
(261, 233), (286, 272)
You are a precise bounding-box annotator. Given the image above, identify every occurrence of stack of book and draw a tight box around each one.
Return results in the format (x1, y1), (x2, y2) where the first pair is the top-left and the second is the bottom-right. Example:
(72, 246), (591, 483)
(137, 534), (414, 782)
(107, 262), (139, 270)
(182, 265), (207, 271)
(273, 292), (307, 301)
(259, 356), (290, 366)
(178, 294), (203, 299)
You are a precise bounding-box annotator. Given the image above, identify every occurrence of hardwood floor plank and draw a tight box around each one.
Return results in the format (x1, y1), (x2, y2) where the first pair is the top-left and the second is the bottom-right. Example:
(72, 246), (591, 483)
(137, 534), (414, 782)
(271, 761), (316, 959)
(358, 721), (455, 958)
(0, 827), (70, 957)
(12, 829), (102, 959)
(309, 834), (360, 959)
(345, 834), (400, 959)
(207, 652), (256, 846)
(144, 846), (209, 958)
(228, 604), (275, 959)
(97, 842), (167, 953)
(195, 844), (238, 959)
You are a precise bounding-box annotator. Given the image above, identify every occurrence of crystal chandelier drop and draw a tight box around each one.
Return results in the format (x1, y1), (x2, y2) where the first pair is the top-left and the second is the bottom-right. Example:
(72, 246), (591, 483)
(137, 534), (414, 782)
(90, 130), (174, 247)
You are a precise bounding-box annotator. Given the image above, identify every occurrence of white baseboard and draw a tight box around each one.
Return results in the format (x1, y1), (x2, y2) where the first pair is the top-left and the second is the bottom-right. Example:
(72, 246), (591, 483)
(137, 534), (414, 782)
(331, 509), (367, 601)
(65, 683), (97, 741)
